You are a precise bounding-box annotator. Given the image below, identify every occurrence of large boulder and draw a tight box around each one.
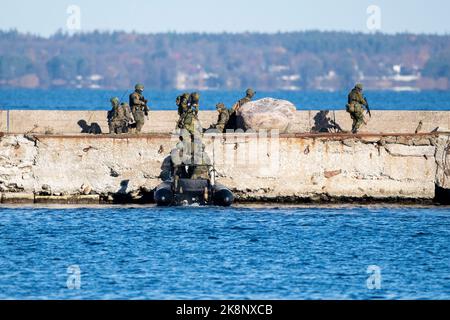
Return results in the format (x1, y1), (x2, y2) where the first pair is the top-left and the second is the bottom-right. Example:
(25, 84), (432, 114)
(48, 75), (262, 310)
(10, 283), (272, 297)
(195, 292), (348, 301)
(238, 98), (297, 133)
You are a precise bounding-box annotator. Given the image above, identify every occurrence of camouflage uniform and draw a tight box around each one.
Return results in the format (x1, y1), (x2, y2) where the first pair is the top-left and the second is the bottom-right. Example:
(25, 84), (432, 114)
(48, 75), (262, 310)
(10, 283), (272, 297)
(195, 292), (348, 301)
(189, 92), (200, 117)
(176, 93), (189, 130)
(176, 93), (190, 117)
(111, 102), (134, 134)
(118, 103), (134, 133)
(226, 88), (255, 130)
(191, 144), (212, 180)
(213, 103), (230, 133)
(122, 103), (134, 133)
(176, 93), (198, 135)
(108, 97), (120, 134)
(129, 84), (149, 133)
(346, 84), (368, 133)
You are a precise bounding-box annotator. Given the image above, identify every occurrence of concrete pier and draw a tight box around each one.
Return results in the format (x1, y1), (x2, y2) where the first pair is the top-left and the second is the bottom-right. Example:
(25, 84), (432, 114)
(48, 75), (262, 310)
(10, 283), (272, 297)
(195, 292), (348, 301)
(1, 110), (449, 134)
(0, 109), (449, 204)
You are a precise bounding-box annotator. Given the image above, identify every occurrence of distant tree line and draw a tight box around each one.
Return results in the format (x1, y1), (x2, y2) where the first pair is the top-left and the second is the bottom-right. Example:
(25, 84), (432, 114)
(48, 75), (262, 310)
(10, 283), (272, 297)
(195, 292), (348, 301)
(0, 30), (449, 90)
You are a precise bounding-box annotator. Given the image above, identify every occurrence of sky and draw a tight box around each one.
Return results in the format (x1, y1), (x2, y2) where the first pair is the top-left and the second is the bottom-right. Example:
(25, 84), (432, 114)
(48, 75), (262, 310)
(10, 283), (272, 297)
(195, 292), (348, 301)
(0, 0), (449, 36)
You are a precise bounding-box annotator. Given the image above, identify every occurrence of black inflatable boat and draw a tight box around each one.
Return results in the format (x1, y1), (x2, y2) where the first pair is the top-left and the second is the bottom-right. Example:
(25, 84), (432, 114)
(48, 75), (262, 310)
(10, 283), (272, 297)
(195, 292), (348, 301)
(155, 164), (234, 206)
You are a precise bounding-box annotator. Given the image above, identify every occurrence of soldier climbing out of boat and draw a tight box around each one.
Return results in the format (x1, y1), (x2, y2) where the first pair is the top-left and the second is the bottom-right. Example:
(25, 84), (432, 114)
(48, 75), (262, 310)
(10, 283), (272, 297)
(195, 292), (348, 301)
(191, 143), (212, 180)
(176, 92), (201, 136)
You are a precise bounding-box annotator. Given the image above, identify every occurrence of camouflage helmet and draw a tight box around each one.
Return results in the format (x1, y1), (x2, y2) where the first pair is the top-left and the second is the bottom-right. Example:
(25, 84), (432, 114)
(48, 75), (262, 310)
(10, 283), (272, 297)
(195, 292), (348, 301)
(216, 102), (225, 110)
(182, 93), (190, 100)
(246, 88), (255, 97)
(135, 83), (145, 91)
(120, 102), (129, 107)
(110, 97), (120, 105)
(355, 83), (363, 90)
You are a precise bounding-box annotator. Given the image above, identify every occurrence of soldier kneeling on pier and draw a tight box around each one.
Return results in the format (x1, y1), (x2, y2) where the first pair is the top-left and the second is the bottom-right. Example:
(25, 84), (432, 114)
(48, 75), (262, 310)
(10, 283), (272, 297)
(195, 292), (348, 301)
(108, 97), (134, 134)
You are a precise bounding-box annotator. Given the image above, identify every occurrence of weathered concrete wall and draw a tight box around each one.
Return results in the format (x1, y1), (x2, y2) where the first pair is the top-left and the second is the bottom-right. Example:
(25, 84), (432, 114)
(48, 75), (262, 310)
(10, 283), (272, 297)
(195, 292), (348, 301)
(1, 132), (449, 203)
(435, 135), (450, 190)
(1, 110), (449, 134)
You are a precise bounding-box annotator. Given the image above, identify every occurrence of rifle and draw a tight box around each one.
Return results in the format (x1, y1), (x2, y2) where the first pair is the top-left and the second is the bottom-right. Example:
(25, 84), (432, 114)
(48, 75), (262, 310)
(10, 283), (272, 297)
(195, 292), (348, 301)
(329, 119), (343, 133)
(364, 98), (372, 118)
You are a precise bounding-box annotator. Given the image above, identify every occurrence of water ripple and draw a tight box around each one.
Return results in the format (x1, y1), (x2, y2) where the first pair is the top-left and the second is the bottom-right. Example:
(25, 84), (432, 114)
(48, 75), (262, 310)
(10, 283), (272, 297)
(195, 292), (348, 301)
(0, 205), (449, 299)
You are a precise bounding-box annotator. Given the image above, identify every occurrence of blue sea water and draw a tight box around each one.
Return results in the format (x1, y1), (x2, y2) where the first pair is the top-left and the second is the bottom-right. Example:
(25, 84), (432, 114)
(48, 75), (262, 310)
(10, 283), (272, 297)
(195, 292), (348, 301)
(1, 89), (450, 111)
(0, 205), (449, 300)
(0, 90), (449, 300)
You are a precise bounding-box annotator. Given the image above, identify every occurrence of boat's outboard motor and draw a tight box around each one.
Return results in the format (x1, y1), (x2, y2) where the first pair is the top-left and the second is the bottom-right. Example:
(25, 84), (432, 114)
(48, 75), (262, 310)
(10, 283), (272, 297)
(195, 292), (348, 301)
(213, 184), (234, 207)
(155, 182), (174, 206)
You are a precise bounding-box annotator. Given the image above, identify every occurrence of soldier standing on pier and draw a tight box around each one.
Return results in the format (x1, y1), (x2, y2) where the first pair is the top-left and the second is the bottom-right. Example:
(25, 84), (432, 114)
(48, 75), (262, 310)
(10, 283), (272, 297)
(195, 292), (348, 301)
(129, 83), (150, 133)
(346, 83), (371, 134)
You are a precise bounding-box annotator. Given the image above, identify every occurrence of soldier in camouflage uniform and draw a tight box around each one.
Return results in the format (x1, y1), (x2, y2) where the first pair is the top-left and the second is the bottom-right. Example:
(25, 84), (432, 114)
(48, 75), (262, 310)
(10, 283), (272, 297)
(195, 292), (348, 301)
(107, 97), (120, 134)
(118, 102), (134, 133)
(226, 88), (255, 130)
(122, 102), (134, 133)
(188, 92), (200, 118)
(176, 93), (190, 128)
(129, 84), (149, 133)
(176, 92), (199, 136)
(346, 83), (370, 134)
(109, 101), (134, 134)
(210, 103), (230, 133)
(183, 109), (197, 136)
(176, 93), (190, 118)
(191, 143), (212, 180)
